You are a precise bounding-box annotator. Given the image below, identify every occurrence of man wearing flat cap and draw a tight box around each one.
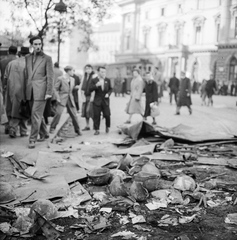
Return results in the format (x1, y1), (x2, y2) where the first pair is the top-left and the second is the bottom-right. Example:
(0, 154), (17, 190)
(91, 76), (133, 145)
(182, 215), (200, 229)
(50, 66), (81, 136)
(4, 47), (30, 138)
(25, 36), (54, 148)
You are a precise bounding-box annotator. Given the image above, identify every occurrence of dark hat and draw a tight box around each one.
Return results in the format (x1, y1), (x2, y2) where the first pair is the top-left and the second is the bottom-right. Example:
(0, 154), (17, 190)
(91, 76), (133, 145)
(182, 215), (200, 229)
(29, 36), (42, 44)
(20, 47), (29, 55)
(8, 46), (17, 54)
(64, 66), (73, 72)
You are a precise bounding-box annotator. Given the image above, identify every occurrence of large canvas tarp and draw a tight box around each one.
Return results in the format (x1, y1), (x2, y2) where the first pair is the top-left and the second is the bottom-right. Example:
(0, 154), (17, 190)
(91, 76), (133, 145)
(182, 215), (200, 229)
(121, 121), (237, 144)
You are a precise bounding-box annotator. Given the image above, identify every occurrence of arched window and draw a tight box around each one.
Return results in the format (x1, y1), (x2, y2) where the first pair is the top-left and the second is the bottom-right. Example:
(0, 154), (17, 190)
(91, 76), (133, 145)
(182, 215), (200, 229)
(229, 57), (237, 82)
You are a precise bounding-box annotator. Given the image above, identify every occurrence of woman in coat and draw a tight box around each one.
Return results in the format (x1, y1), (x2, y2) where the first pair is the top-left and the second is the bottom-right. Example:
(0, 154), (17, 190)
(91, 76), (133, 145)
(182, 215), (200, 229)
(144, 72), (158, 125)
(125, 68), (144, 123)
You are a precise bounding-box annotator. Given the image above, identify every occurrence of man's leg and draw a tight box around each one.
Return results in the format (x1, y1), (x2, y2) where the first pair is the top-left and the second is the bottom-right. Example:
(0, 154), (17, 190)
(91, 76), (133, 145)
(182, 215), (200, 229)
(174, 92), (178, 104)
(93, 104), (101, 131)
(19, 119), (28, 136)
(66, 100), (80, 133)
(101, 102), (111, 130)
(9, 117), (20, 137)
(170, 92), (172, 104)
(29, 100), (46, 143)
(50, 104), (65, 132)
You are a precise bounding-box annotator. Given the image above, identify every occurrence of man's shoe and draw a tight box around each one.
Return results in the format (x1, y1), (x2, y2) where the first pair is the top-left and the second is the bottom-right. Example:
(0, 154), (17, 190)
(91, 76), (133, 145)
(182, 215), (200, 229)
(76, 130), (82, 136)
(20, 133), (29, 137)
(9, 130), (16, 138)
(152, 121), (157, 125)
(37, 135), (49, 142)
(175, 112), (180, 115)
(94, 130), (100, 135)
(82, 127), (90, 131)
(106, 127), (109, 133)
(28, 141), (35, 149)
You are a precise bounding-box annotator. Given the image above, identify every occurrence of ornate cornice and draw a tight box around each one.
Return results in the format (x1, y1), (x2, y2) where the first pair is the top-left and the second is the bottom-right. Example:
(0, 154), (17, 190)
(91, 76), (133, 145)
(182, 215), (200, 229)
(192, 16), (206, 26)
(218, 43), (237, 49)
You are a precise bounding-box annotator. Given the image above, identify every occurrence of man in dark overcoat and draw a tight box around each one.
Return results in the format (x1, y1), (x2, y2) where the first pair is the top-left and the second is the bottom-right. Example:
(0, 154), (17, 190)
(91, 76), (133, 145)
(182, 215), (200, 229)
(205, 73), (217, 106)
(168, 73), (179, 105)
(4, 47), (30, 138)
(89, 66), (112, 135)
(175, 71), (192, 115)
(25, 36), (54, 148)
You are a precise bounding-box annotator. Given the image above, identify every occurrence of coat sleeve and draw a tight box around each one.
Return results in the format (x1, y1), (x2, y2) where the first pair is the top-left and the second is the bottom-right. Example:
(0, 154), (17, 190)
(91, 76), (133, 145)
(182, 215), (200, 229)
(89, 78), (98, 92)
(54, 76), (62, 101)
(45, 56), (54, 96)
(134, 78), (144, 100)
(153, 82), (158, 101)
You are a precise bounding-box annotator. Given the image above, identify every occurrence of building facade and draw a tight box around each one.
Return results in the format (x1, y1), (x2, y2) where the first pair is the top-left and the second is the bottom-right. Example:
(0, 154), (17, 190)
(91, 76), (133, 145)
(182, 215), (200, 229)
(88, 23), (121, 66)
(114, 0), (237, 86)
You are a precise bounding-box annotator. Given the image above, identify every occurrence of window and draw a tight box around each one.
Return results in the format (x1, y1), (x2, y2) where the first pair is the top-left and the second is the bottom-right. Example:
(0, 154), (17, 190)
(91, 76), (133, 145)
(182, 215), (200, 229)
(144, 32), (148, 48)
(229, 57), (237, 82)
(178, 4), (182, 13)
(125, 35), (130, 50)
(216, 23), (220, 41)
(145, 11), (149, 20)
(235, 17), (237, 38)
(195, 26), (202, 44)
(158, 31), (165, 46)
(161, 8), (165, 16)
(127, 14), (131, 23)
(176, 28), (181, 46)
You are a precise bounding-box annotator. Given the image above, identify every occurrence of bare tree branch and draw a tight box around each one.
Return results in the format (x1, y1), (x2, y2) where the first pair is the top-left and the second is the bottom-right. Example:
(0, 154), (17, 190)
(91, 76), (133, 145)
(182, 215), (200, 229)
(24, 0), (40, 33)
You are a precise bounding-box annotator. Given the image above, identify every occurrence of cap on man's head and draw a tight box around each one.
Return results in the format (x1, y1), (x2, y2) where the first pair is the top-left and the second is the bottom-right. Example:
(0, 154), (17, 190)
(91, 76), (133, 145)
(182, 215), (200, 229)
(20, 47), (29, 55)
(64, 66), (73, 72)
(8, 46), (17, 55)
(29, 36), (42, 44)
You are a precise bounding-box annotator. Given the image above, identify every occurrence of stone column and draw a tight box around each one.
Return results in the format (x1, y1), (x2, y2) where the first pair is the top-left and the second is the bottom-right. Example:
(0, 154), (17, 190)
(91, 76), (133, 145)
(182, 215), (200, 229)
(220, 0), (231, 43)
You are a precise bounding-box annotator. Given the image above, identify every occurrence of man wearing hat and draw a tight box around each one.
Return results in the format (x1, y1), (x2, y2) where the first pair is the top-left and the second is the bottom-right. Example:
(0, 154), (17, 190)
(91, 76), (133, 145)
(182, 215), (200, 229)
(4, 47), (30, 138)
(50, 66), (81, 136)
(25, 36), (54, 148)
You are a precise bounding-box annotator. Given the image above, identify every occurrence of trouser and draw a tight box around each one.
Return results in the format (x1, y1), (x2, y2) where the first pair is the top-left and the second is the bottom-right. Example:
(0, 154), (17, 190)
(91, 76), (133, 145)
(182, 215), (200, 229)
(29, 100), (48, 142)
(9, 117), (28, 135)
(176, 105), (192, 113)
(50, 100), (80, 133)
(170, 91), (178, 104)
(93, 102), (110, 130)
(75, 101), (79, 111)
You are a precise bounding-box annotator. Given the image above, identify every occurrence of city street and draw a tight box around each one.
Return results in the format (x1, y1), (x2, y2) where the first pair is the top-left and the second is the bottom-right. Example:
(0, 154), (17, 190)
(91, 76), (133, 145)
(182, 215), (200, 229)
(1, 92), (237, 155)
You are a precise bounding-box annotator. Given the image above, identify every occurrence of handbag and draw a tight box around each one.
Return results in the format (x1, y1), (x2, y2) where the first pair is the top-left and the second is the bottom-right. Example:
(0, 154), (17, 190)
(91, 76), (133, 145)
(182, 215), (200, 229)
(150, 102), (160, 117)
(19, 100), (31, 119)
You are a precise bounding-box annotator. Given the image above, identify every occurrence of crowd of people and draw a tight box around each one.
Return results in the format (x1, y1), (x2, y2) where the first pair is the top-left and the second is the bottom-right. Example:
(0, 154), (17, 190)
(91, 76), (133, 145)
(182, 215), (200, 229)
(0, 35), (230, 149)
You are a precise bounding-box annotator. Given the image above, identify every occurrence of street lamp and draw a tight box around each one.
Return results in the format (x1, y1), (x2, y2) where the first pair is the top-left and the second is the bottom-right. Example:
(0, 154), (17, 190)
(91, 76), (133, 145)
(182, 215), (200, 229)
(54, 0), (67, 67)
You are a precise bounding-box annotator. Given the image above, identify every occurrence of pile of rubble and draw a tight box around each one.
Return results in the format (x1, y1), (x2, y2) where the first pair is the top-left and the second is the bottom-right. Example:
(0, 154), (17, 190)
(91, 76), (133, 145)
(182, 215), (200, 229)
(1, 121), (237, 240)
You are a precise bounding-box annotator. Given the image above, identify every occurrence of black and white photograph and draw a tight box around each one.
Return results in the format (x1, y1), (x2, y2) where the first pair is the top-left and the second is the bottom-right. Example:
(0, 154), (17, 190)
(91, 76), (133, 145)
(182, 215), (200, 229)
(0, 0), (237, 239)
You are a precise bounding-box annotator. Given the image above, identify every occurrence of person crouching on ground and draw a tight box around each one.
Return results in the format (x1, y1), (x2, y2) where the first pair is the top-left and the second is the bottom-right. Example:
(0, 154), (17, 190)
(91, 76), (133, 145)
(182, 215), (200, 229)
(50, 66), (82, 136)
(144, 72), (158, 125)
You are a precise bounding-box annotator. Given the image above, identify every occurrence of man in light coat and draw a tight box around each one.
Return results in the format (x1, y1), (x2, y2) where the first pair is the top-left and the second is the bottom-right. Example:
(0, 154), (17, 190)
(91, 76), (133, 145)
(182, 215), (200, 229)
(50, 66), (81, 136)
(25, 36), (54, 148)
(4, 47), (30, 138)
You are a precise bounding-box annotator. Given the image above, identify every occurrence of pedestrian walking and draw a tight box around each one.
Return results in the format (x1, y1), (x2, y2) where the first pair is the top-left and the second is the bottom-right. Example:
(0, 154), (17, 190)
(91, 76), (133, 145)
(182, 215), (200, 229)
(200, 79), (207, 106)
(125, 68), (144, 123)
(72, 69), (81, 112)
(114, 75), (122, 97)
(0, 46), (18, 105)
(25, 36), (54, 149)
(89, 66), (112, 135)
(175, 71), (192, 115)
(154, 67), (163, 103)
(168, 73), (179, 105)
(81, 64), (95, 131)
(205, 73), (217, 106)
(144, 72), (158, 125)
(4, 47), (30, 138)
(50, 66), (81, 136)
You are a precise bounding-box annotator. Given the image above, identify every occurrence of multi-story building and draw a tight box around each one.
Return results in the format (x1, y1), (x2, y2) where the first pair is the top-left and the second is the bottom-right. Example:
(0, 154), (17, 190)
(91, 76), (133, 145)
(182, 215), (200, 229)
(88, 23), (121, 66)
(114, 0), (237, 85)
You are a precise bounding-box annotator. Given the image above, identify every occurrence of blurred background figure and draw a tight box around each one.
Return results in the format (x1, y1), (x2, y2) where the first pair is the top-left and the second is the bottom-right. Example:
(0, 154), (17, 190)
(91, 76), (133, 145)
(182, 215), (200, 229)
(200, 79), (207, 106)
(205, 73), (217, 106)
(168, 73), (179, 105)
(72, 68), (81, 113)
